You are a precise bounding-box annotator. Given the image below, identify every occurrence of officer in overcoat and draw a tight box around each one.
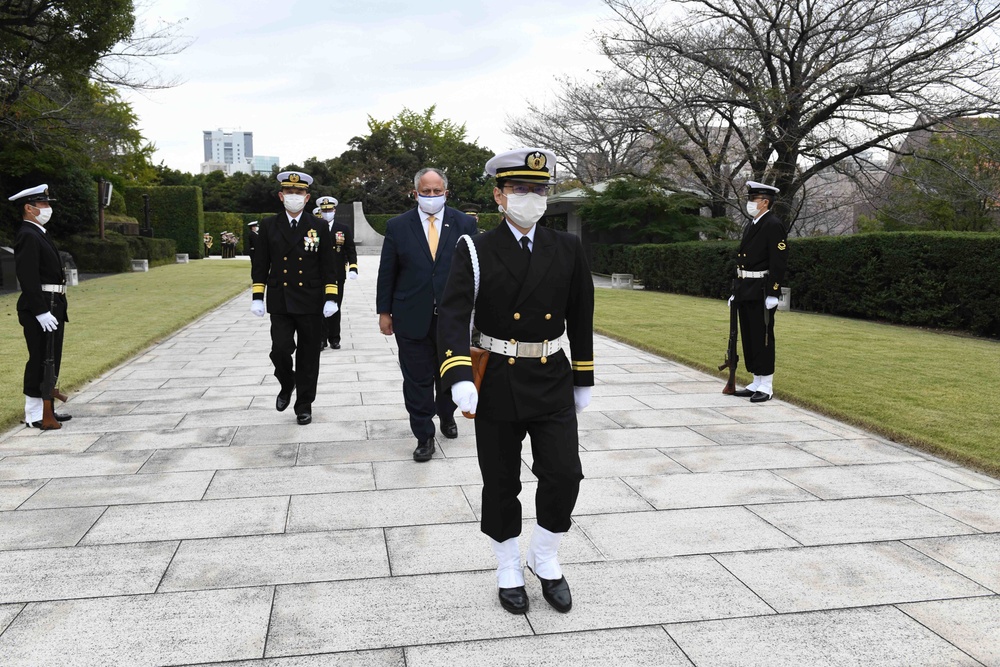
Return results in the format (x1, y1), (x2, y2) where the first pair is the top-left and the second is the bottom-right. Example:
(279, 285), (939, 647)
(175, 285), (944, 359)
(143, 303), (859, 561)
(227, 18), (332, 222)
(10, 184), (72, 427)
(250, 171), (338, 425)
(729, 181), (788, 402)
(437, 148), (594, 616)
(315, 196), (357, 349)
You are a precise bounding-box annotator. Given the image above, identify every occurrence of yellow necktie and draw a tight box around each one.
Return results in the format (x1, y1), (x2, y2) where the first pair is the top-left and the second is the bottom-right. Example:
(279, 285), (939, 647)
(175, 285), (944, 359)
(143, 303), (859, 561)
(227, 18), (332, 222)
(427, 215), (439, 260)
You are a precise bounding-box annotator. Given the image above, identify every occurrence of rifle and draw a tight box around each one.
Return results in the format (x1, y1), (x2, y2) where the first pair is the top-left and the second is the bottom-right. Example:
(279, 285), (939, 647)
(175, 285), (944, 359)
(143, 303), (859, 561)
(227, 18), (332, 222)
(39, 295), (61, 430)
(718, 298), (739, 394)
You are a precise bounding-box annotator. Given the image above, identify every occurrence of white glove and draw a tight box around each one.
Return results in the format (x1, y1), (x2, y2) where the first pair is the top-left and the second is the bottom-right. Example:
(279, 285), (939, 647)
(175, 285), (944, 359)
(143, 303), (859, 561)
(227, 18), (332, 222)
(35, 311), (58, 332)
(765, 296), (779, 309)
(348, 270), (358, 281)
(727, 295), (734, 306)
(574, 386), (592, 413)
(250, 301), (265, 317)
(451, 380), (478, 414)
(323, 301), (339, 318)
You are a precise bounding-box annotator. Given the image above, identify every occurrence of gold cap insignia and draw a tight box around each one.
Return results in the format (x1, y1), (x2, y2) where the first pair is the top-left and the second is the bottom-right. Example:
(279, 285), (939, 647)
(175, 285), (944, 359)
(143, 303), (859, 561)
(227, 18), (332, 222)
(777, 242), (786, 250)
(289, 173), (300, 183)
(526, 151), (547, 171)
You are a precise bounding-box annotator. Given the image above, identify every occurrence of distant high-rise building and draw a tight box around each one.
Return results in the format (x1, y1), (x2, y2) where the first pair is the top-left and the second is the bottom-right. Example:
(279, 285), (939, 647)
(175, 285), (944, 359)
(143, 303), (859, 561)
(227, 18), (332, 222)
(201, 129), (255, 176)
(251, 155), (280, 175)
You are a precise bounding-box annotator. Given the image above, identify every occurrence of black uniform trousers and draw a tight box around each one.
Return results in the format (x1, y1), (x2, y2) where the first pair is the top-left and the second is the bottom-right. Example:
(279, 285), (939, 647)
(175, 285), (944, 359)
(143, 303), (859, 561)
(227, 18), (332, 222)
(474, 405), (583, 542)
(396, 314), (455, 441)
(269, 312), (322, 410)
(737, 300), (777, 376)
(322, 279), (345, 345)
(19, 309), (64, 398)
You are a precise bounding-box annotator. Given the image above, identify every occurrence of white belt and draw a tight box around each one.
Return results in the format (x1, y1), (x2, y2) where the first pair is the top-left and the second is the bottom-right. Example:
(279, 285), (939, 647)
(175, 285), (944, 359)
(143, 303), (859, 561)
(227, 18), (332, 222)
(736, 269), (769, 279)
(477, 333), (562, 358)
(41, 284), (66, 294)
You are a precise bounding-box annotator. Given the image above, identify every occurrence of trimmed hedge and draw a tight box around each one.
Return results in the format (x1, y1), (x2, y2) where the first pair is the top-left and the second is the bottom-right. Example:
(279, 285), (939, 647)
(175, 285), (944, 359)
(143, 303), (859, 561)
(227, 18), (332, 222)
(124, 186), (205, 258)
(124, 236), (177, 268)
(592, 232), (1000, 338)
(63, 234), (131, 273)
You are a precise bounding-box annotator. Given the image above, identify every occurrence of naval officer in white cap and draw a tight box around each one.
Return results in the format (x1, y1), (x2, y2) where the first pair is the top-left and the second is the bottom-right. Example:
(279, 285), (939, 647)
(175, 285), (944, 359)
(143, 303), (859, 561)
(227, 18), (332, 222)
(436, 147), (594, 615)
(316, 196), (357, 350)
(9, 184), (72, 428)
(729, 180), (788, 402)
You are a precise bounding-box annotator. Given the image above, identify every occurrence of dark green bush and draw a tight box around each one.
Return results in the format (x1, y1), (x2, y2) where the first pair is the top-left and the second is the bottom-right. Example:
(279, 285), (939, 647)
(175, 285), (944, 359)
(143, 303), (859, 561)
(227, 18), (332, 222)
(592, 232), (1000, 337)
(124, 186), (205, 258)
(124, 236), (177, 267)
(62, 233), (131, 273)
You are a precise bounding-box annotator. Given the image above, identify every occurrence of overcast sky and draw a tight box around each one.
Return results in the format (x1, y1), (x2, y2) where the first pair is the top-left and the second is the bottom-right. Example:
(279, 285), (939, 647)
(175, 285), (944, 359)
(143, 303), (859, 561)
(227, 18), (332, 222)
(123, 0), (615, 175)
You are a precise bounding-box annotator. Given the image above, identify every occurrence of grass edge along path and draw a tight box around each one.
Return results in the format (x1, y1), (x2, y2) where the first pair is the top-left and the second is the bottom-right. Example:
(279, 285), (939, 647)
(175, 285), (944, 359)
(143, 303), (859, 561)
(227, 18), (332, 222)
(594, 289), (1000, 478)
(0, 260), (253, 433)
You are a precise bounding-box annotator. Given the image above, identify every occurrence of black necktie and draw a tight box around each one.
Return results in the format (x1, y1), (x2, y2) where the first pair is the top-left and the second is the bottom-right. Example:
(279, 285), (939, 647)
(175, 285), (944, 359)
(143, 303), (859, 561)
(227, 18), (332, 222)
(290, 219), (297, 228)
(520, 236), (531, 259)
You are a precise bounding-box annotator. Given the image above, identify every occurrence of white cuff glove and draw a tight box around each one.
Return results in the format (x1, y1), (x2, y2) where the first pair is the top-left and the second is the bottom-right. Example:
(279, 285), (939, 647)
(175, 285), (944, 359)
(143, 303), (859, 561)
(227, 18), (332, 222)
(574, 386), (592, 413)
(727, 295), (734, 306)
(250, 301), (265, 317)
(451, 380), (478, 415)
(348, 270), (358, 280)
(35, 311), (58, 332)
(765, 296), (779, 310)
(323, 301), (339, 318)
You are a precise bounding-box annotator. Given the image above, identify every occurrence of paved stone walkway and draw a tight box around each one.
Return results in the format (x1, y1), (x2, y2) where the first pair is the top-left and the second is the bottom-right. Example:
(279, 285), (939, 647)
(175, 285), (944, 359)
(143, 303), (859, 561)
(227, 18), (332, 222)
(0, 255), (998, 666)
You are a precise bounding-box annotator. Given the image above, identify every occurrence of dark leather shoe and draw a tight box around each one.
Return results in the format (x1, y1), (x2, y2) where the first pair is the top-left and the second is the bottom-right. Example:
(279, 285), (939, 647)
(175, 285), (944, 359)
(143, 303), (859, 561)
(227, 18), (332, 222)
(276, 389), (292, 412)
(54, 413), (72, 422)
(331, 342), (341, 349)
(296, 411), (312, 425)
(498, 586), (529, 614)
(750, 391), (772, 403)
(439, 419), (458, 439)
(321, 341), (328, 350)
(733, 388), (755, 397)
(530, 569), (572, 613)
(413, 437), (435, 462)
(25, 420), (60, 431)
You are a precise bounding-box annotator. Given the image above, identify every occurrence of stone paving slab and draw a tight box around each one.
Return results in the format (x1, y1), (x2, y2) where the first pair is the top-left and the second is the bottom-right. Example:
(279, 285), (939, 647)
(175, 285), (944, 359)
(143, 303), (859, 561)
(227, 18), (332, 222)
(749, 496), (982, 545)
(774, 462), (973, 499)
(231, 422), (369, 447)
(794, 438), (928, 465)
(88, 426), (236, 451)
(176, 651), (407, 667)
(79, 496), (289, 545)
(0, 450), (152, 480)
(159, 529), (390, 592)
(579, 426), (718, 450)
(905, 533), (1000, 592)
(910, 460), (1000, 489)
(205, 463), (375, 499)
(0, 603), (23, 634)
(899, 596), (1000, 667)
(266, 571), (533, 655)
(406, 626), (692, 667)
(663, 441), (830, 472)
(139, 444), (298, 474)
(691, 420), (840, 445)
(0, 541), (177, 603)
(297, 438), (426, 465)
(0, 507), (104, 551)
(0, 480), (45, 511)
(667, 606), (980, 666)
(20, 470), (215, 509)
(716, 542), (991, 612)
(624, 470), (818, 509)
(287, 486), (476, 532)
(373, 457), (533, 490)
(0, 431), (101, 456)
(909, 489), (1000, 531)
(0, 587), (273, 667)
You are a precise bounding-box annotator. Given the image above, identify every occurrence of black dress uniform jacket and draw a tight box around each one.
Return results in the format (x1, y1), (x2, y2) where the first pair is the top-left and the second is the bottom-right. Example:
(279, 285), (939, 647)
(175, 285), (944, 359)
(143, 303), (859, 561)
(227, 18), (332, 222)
(330, 220), (358, 285)
(251, 211), (337, 313)
(15, 221), (68, 319)
(437, 224), (595, 421)
(733, 210), (788, 302)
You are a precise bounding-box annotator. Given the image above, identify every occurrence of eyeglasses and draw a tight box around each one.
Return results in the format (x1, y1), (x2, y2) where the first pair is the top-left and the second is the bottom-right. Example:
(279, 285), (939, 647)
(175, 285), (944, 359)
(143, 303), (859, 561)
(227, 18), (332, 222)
(504, 184), (550, 196)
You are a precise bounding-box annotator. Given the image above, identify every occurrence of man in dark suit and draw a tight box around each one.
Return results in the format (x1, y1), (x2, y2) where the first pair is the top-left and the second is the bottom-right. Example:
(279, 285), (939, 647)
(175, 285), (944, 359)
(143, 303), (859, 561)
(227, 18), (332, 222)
(246, 220), (259, 259)
(729, 181), (788, 402)
(250, 171), (339, 425)
(376, 167), (479, 462)
(315, 197), (358, 350)
(10, 184), (72, 428)
(437, 148), (594, 616)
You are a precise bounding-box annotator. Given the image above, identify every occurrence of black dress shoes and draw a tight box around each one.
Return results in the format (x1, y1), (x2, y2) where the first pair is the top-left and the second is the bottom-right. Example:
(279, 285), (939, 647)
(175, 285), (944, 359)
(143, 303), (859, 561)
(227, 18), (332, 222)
(498, 586), (529, 614)
(750, 391), (772, 403)
(530, 570), (572, 613)
(413, 437), (436, 462)
(733, 388), (755, 397)
(331, 342), (341, 349)
(276, 389), (292, 412)
(296, 410), (312, 425)
(321, 341), (328, 350)
(439, 419), (458, 439)
(55, 412), (72, 422)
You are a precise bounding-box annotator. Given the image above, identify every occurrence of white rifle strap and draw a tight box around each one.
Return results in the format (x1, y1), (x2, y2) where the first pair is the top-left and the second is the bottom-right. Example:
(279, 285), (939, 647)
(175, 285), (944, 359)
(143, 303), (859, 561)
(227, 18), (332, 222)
(460, 234), (479, 337)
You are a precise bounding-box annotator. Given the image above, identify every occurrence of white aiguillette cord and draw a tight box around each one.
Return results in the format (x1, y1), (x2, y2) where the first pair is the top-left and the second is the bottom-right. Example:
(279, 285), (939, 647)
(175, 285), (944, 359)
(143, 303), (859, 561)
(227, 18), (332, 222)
(459, 235), (479, 337)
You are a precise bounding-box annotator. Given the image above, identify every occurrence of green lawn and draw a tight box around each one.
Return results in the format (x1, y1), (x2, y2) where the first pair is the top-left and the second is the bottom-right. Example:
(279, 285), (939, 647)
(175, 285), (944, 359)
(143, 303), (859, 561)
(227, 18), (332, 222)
(595, 289), (1000, 476)
(0, 260), (252, 433)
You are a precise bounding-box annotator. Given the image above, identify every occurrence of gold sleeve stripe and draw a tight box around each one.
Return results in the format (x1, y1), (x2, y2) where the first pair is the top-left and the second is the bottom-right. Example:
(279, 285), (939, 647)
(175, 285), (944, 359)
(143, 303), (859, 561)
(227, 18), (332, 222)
(325, 285), (339, 295)
(572, 361), (595, 371)
(349, 264), (358, 269)
(252, 284), (265, 294)
(440, 356), (472, 375)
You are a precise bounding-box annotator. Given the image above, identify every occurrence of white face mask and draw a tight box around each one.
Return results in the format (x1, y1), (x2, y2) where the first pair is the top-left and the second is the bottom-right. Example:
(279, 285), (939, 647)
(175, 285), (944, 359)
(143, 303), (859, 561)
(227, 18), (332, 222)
(322, 211), (335, 222)
(34, 206), (53, 225)
(501, 193), (547, 228)
(283, 193), (306, 214)
(746, 202), (760, 217)
(417, 194), (446, 215)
